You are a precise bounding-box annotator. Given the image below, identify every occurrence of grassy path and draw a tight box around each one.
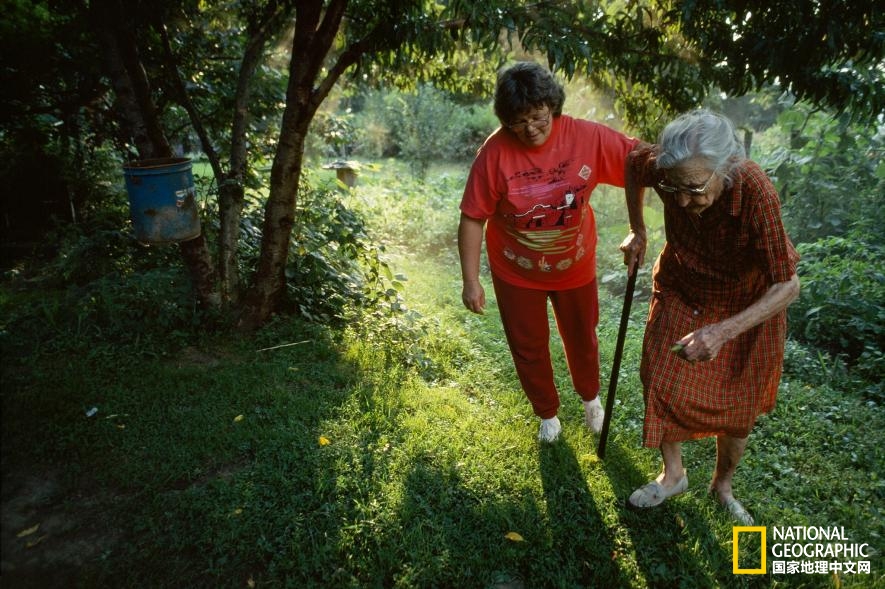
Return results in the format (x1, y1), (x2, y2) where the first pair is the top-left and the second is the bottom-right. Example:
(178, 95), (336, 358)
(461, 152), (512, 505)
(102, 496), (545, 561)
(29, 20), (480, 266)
(372, 235), (884, 588)
(377, 248), (738, 588)
(1, 171), (882, 587)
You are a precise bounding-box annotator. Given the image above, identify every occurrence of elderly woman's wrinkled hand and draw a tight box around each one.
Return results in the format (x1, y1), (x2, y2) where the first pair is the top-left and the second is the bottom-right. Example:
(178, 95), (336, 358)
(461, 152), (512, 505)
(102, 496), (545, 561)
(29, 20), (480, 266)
(674, 324), (729, 362)
(619, 230), (647, 275)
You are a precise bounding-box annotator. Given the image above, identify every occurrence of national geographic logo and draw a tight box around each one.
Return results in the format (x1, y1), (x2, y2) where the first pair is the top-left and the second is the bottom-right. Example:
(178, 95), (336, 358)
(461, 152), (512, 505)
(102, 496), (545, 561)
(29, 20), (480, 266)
(733, 526), (874, 576)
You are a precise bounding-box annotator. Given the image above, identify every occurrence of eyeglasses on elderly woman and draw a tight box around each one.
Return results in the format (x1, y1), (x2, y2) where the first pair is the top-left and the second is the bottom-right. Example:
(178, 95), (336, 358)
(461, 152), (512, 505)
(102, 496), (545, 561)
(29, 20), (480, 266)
(657, 170), (717, 196)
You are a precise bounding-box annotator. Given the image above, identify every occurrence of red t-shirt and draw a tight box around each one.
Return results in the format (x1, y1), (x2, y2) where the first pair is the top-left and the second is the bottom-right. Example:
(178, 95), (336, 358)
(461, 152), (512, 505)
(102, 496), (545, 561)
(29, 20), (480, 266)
(461, 115), (638, 289)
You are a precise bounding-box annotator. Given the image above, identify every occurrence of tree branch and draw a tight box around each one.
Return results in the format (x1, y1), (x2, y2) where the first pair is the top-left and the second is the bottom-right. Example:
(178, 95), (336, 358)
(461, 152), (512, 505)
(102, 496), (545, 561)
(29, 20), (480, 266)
(156, 17), (223, 179)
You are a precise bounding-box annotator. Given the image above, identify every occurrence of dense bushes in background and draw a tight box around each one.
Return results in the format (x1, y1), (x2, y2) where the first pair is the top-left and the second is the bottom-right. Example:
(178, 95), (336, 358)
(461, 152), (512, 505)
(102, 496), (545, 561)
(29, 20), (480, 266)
(317, 86), (497, 177)
(787, 233), (884, 398)
(1, 171), (405, 355)
(760, 105), (885, 245)
(751, 106), (884, 399)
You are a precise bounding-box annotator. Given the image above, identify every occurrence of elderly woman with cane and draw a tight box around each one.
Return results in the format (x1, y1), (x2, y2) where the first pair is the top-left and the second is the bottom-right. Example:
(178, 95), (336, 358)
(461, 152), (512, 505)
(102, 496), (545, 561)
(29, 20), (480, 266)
(620, 109), (800, 524)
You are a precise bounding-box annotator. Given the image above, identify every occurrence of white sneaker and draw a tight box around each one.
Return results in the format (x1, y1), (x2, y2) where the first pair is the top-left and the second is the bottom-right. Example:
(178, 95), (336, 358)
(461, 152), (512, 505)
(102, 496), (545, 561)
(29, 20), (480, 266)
(584, 398), (604, 434)
(538, 416), (561, 442)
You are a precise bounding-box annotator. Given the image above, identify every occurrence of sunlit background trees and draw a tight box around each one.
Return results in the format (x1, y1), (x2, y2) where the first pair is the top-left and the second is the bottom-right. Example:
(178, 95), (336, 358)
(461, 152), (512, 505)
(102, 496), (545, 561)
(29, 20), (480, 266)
(1, 0), (882, 381)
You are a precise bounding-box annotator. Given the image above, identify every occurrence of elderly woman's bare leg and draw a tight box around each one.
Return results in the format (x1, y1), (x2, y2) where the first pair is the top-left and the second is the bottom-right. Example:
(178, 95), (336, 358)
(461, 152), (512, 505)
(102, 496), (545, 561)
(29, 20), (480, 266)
(660, 441), (686, 487)
(710, 435), (754, 524)
(628, 441), (688, 508)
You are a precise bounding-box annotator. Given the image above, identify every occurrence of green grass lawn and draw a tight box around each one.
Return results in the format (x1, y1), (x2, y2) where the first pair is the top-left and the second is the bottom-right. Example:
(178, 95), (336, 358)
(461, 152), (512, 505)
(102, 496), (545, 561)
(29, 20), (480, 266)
(1, 162), (882, 588)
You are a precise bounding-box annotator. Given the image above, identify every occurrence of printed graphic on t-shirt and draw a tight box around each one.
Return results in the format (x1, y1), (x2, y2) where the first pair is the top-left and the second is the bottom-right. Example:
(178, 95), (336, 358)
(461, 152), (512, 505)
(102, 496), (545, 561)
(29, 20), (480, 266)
(501, 158), (592, 273)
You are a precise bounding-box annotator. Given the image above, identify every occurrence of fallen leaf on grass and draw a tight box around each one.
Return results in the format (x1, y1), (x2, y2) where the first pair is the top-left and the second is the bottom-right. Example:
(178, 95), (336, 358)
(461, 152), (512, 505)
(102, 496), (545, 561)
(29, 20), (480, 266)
(318, 436), (331, 446)
(504, 531), (524, 542)
(26, 535), (48, 548)
(234, 414), (245, 423)
(17, 524), (40, 538)
(247, 577), (256, 588)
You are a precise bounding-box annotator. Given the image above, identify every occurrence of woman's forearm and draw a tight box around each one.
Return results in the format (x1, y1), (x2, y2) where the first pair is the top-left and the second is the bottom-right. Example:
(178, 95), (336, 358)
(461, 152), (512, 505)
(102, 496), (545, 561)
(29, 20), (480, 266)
(625, 146), (649, 237)
(719, 274), (800, 341)
(678, 274), (800, 362)
(458, 213), (485, 283)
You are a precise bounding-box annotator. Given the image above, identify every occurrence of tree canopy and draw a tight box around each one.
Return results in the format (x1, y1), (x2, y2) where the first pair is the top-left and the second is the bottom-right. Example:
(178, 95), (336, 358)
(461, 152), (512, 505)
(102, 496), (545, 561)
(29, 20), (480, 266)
(1, 0), (882, 325)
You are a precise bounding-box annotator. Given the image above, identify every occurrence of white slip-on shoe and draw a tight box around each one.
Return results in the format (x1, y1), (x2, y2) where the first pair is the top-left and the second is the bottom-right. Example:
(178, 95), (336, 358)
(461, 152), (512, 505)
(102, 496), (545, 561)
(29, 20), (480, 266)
(724, 497), (755, 525)
(538, 416), (561, 442)
(627, 470), (689, 509)
(583, 398), (604, 434)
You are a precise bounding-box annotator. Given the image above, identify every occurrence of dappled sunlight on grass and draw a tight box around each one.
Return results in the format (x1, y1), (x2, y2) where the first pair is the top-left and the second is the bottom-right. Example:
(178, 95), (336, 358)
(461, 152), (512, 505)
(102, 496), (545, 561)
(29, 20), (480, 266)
(2, 157), (881, 587)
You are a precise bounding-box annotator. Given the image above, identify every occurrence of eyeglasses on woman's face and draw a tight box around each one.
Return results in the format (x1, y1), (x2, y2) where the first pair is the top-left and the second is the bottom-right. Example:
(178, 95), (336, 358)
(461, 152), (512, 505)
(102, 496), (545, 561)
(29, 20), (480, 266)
(507, 109), (551, 133)
(657, 170), (717, 197)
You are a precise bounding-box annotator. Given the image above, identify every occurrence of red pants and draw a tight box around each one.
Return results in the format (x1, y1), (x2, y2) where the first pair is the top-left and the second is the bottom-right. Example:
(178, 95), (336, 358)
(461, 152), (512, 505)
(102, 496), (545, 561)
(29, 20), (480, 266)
(492, 274), (600, 419)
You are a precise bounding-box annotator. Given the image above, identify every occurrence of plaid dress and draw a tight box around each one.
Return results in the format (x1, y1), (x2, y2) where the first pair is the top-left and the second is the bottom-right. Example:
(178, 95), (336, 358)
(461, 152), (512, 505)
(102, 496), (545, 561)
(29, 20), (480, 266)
(633, 148), (799, 447)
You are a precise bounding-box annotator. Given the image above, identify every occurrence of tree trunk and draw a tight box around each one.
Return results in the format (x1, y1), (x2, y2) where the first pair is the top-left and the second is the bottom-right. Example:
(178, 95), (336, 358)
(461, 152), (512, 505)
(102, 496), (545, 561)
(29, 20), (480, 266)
(94, 0), (219, 308)
(238, 125), (308, 330)
(217, 16), (281, 307)
(218, 180), (245, 305)
(238, 0), (347, 328)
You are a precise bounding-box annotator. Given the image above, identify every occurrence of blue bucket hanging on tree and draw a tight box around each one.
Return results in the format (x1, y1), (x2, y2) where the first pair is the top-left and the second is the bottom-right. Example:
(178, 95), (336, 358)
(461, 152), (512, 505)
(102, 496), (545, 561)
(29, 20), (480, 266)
(122, 157), (201, 244)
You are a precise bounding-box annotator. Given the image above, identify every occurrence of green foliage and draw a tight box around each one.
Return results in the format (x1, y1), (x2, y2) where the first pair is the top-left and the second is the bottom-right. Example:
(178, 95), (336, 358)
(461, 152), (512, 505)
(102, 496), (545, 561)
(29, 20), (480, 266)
(345, 85), (497, 175)
(0, 179), (213, 355)
(351, 158), (464, 255)
(787, 233), (885, 397)
(451, 102), (501, 160)
(374, 85), (467, 177)
(275, 176), (405, 326)
(156, 2), (289, 169)
(677, 0), (884, 120)
(310, 109), (357, 159)
(759, 103), (885, 244)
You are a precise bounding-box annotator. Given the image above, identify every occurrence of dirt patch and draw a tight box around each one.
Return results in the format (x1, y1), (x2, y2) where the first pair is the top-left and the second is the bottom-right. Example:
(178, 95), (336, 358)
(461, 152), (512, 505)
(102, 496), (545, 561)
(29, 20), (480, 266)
(170, 346), (241, 369)
(1, 469), (120, 587)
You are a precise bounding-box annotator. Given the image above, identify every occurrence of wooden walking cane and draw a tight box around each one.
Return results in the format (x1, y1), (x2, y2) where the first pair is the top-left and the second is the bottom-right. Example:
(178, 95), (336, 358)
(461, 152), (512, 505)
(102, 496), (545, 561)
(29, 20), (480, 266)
(597, 266), (638, 459)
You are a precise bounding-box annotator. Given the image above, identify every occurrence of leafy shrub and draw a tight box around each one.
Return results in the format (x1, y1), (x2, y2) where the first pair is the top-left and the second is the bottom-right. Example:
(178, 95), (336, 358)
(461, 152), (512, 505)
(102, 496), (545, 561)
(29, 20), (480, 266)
(349, 86), (497, 173)
(390, 84), (462, 178)
(760, 105), (885, 245)
(448, 104), (499, 160)
(354, 163), (464, 257)
(45, 222), (181, 287)
(311, 110), (358, 159)
(227, 174), (407, 327)
(789, 232), (884, 392)
(0, 175), (211, 355)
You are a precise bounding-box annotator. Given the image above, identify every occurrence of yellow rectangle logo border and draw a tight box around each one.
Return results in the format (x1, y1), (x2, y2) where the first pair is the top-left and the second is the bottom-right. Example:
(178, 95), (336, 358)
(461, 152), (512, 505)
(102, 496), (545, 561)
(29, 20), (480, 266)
(733, 526), (767, 574)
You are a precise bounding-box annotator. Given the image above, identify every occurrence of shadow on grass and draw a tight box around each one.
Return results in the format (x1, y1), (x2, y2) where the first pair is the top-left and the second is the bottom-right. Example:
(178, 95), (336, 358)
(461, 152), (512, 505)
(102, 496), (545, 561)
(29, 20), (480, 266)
(0, 320), (379, 588)
(538, 439), (635, 587)
(356, 455), (549, 589)
(600, 438), (753, 589)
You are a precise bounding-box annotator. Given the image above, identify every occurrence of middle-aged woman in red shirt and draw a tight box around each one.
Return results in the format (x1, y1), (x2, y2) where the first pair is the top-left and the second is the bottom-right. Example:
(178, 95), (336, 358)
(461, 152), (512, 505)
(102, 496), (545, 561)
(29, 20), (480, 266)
(459, 61), (641, 443)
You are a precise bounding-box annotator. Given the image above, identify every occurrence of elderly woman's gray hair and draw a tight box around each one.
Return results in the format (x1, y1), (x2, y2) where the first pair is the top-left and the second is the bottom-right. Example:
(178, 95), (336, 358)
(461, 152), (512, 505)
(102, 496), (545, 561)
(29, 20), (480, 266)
(656, 109), (746, 186)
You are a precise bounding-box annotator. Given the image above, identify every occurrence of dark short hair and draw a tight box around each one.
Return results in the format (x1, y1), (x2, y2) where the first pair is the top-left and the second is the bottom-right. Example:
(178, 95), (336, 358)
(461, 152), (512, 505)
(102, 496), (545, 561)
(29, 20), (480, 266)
(494, 62), (565, 125)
